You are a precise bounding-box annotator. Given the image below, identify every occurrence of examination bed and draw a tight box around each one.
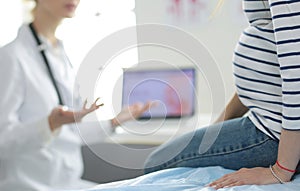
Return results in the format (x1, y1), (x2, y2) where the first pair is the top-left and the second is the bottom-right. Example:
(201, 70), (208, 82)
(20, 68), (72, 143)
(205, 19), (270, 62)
(76, 166), (300, 191)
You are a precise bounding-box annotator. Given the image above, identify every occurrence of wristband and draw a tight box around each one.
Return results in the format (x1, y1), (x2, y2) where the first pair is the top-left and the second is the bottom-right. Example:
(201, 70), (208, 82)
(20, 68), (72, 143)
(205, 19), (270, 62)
(276, 160), (296, 173)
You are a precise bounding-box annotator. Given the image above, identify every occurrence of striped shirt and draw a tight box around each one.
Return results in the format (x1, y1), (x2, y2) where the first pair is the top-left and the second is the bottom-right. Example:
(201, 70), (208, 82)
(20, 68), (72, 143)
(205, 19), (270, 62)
(234, 0), (300, 140)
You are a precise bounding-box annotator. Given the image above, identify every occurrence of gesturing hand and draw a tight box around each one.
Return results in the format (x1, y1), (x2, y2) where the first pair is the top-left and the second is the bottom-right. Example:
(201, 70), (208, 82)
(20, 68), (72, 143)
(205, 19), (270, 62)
(208, 166), (292, 189)
(48, 98), (103, 132)
(111, 101), (156, 127)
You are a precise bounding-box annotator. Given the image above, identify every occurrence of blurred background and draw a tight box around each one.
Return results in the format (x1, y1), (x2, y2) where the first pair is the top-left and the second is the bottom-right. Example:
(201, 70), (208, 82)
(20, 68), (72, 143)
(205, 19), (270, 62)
(0, 0), (247, 119)
(0, 0), (248, 183)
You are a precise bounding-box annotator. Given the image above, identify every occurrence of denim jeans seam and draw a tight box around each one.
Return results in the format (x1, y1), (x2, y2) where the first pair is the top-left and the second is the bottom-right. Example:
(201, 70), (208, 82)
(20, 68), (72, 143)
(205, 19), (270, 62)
(195, 137), (271, 157)
(164, 138), (272, 169)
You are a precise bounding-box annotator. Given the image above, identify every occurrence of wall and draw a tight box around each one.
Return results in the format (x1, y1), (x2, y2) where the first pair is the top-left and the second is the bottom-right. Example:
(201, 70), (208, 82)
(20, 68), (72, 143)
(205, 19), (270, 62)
(0, 0), (23, 46)
(135, 0), (248, 116)
(0, 0), (248, 117)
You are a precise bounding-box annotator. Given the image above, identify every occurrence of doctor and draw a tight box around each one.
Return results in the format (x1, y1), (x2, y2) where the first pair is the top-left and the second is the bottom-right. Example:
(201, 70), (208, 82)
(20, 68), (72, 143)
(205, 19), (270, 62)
(0, 0), (151, 190)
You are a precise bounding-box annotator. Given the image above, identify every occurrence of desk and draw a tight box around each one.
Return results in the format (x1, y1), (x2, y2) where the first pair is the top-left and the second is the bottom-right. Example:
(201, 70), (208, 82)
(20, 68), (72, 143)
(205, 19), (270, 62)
(106, 114), (212, 145)
(81, 114), (212, 183)
(81, 143), (154, 184)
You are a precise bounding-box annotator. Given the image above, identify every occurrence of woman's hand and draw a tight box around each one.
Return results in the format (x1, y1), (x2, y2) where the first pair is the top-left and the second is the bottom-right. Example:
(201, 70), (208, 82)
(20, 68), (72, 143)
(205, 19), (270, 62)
(48, 98), (103, 132)
(208, 166), (293, 189)
(111, 102), (155, 127)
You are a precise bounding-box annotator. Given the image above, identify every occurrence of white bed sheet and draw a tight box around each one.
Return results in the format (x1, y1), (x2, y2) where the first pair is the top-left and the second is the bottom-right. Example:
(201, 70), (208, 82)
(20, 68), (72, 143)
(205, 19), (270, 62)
(80, 166), (300, 191)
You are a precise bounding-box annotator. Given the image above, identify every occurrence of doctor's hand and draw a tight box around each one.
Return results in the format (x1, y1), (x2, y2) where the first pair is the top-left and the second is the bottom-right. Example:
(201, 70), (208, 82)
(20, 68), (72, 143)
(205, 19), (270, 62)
(111, 101), (156, 127)
(48, 98), (103, 132)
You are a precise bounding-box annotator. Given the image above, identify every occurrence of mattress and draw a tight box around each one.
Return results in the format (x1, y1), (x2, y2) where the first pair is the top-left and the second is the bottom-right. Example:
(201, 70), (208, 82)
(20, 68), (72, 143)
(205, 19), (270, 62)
(83, 166), (300, 191)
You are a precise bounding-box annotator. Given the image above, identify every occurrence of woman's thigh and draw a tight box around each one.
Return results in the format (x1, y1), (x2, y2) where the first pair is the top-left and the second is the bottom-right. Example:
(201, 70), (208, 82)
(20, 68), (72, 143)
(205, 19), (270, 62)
(144, 117), (278, 174)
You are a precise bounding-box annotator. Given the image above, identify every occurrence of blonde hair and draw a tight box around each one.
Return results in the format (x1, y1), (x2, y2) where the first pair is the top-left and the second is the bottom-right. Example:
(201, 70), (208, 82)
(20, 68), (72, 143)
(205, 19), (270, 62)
(22, 0), (37, 22)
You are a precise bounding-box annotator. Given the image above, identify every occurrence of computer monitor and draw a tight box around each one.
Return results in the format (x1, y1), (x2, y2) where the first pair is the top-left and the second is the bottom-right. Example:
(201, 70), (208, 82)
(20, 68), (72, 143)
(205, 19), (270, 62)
(122, 68), (196, 119)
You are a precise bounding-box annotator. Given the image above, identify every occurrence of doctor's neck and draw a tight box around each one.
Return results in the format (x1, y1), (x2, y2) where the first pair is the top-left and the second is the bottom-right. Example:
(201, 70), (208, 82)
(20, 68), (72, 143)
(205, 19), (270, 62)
(32, 11), (62, 47)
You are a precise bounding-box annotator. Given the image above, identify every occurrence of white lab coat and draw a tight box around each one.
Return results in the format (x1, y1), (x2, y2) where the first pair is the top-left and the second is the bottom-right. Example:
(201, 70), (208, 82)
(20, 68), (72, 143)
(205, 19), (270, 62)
(0, 25), (109, 191)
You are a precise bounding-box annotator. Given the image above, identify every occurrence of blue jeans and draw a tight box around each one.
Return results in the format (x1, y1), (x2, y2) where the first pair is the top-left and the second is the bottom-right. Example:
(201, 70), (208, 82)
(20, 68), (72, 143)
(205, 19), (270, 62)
(144, 117), (279, 174)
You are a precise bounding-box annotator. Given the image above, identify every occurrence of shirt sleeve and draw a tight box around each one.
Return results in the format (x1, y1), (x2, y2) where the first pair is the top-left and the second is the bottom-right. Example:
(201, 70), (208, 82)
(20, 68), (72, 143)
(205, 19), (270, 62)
(269, 0), (300, 130)
(0, 47), (57, 159)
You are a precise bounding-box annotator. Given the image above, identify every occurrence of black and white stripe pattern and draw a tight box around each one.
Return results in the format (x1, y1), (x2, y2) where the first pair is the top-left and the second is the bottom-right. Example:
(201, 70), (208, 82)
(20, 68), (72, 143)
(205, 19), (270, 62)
(234, 0), (300, 139)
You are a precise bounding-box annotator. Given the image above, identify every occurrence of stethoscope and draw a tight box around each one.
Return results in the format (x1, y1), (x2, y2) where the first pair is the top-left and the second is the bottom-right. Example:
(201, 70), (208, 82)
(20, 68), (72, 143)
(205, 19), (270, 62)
(29, 23), (64, 105)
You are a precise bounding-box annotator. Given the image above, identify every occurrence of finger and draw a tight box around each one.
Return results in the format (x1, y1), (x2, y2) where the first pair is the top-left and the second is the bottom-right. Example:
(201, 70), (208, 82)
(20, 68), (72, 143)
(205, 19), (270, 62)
(209, 174), (233, 187)
(131, 103), (149, 117)
(141, 104), (151, 113)
(83, 99), (88, 109)
(128, 103), (142, 112)
(93, 97), (100, 105)
(90, 97), (103, 109)
(223, 181), (242, 188)
(132, 102), (143, 109)
(137, 101), (158, 115)
(96, 103), (104, 107)
(141, 101), (155, 112)
(210, 172), (244, 189)
(209, 177), (226, 186)
(95, 97), (100, 102)
(90, 102), (102, 111)
(149, 100), (159, 107)
(80, 102), (101, 116)
(145, 101), (154, 108)
(214, 179), (238, 189)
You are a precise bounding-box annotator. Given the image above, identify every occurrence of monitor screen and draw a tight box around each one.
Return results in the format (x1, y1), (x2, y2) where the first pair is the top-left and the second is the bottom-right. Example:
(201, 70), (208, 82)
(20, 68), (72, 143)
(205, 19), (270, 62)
(122, 68), (196, 119)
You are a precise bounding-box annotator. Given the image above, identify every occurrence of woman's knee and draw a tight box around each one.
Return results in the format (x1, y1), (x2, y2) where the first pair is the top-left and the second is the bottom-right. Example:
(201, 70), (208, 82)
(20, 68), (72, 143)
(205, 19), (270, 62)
(144, 129), (206, 173)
